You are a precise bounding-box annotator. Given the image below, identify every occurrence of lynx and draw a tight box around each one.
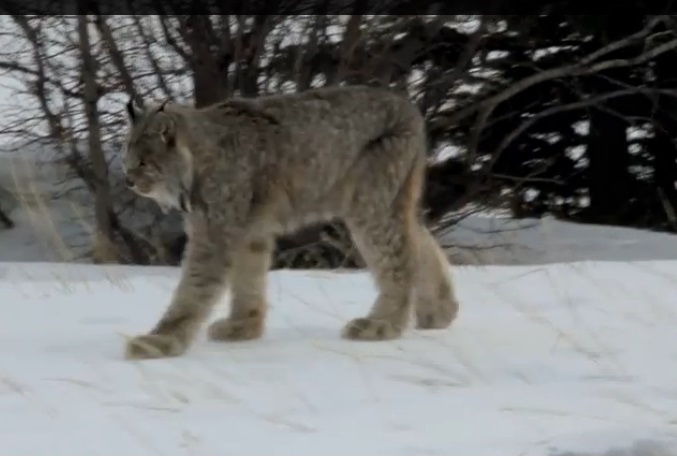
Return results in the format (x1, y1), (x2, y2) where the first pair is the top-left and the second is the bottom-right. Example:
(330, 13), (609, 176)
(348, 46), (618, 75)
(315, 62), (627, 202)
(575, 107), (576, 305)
(122, 85), (459, 359)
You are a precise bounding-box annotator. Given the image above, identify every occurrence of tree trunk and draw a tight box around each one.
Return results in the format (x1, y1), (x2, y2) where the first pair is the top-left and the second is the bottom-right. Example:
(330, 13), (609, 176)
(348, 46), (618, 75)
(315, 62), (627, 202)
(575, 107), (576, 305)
(77, 14), (116, 262)
(649, 46), (677, 229)
(585, 18), (640, 224)
(181, 15), (230, 108)
(586, 107), (630, 223)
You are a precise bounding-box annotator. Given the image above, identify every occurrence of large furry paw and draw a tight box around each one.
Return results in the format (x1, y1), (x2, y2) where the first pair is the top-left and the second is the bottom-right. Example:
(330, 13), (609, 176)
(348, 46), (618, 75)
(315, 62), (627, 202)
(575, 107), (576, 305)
(125, 334), (186, 360)
(341, 317), (403, 341)
(207, 315), (264, 342)
(415, 300), (459, 330)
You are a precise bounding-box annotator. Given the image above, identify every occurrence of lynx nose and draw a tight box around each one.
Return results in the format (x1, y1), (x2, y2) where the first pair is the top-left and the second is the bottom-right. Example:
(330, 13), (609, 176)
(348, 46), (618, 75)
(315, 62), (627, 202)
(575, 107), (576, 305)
(125, 176), (134, 188)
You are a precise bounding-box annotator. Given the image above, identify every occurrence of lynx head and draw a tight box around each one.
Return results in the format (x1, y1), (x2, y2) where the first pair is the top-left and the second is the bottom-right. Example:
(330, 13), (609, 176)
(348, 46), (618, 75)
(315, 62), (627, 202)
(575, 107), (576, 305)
(123, 98), (194, 213)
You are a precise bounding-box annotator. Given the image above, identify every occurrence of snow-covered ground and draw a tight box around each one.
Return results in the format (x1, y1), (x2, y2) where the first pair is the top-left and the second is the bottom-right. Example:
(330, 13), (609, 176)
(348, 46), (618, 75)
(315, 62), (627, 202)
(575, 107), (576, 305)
(4, 155), (677, 453)
(2, 256), (677, 454)
(441, 212), (677, 265)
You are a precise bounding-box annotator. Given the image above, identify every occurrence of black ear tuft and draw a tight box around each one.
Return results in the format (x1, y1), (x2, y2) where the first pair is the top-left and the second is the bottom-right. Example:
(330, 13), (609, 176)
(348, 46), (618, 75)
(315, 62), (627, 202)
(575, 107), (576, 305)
(126, 97), (138, 122)
(158, 100), (169, 112)
(160, 118), (177, 147)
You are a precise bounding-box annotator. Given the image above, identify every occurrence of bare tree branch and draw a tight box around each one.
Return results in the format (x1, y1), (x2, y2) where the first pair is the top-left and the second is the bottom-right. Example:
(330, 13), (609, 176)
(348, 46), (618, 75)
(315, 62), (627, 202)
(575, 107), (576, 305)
(435, 19), (677, 130)
(493, 87), (677, 160)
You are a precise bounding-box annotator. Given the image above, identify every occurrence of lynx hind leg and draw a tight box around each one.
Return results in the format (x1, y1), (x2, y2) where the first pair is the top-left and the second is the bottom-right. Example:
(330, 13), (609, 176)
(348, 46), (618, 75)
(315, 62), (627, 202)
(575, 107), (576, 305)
(414, 225), (459, 330)
(341, 214), (417, 341)
(339, 126), (428, 341)
(207, 236), (273, 342)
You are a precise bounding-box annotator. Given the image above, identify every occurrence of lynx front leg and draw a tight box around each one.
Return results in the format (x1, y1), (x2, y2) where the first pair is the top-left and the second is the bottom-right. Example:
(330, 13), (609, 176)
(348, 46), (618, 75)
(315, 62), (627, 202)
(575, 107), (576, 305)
(208, 237), (274, 342)
(125, 228), (234, 360)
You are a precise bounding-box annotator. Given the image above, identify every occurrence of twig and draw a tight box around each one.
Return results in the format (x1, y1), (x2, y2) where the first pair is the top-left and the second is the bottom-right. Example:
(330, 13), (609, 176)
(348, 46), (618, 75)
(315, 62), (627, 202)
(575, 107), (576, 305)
(494, 87), (677, 159)
(435, 18), (676, 130)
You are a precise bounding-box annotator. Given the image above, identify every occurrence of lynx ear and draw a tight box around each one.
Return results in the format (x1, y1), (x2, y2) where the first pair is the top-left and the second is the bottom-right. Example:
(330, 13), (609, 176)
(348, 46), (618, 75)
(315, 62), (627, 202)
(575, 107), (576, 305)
(160, 114), (177, 146)
(126, 97), (143, 123)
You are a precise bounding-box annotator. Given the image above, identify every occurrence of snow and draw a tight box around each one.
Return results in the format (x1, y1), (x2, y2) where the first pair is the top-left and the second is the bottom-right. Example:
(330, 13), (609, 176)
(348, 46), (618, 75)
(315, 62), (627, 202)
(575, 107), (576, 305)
(3, 154), (677, 453)
(442, 213), (677, 265)
(3, 155), (677, 453)
(1, 256), (677, 454)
